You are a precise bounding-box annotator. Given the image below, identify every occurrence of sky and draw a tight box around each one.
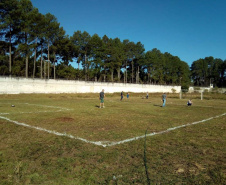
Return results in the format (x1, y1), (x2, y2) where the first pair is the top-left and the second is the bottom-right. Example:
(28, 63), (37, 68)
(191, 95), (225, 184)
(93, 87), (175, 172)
(30, 0), (226, 67)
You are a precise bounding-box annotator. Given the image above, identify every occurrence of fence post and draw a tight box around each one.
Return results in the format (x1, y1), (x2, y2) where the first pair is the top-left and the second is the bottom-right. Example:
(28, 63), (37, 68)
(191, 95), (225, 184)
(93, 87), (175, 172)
(201, 91), (203, 100)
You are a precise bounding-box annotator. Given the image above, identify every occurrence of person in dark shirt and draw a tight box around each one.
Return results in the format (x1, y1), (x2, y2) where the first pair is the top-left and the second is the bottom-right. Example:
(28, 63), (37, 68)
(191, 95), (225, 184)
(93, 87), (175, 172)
(99, 89), (105, 108)
(146, 92), (149, 99)
(187, 99), (192, 106)
(120, 91), (124, 101)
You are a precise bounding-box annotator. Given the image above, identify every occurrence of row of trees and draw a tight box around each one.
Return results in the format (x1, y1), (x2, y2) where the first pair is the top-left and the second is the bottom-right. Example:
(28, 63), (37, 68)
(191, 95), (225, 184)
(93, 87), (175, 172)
(1, 0), (226, 88)
(191, 57), (226, 87)
(0, 0), (63, 79)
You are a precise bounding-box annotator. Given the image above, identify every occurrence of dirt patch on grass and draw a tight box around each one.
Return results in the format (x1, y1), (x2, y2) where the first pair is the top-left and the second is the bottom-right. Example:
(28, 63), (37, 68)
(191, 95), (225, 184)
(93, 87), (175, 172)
(56, 117), (74, 122)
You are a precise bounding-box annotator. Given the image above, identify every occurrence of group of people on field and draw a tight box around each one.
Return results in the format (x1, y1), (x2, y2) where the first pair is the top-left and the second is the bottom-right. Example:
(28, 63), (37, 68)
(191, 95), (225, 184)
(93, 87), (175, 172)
(99, 89), (192, 108)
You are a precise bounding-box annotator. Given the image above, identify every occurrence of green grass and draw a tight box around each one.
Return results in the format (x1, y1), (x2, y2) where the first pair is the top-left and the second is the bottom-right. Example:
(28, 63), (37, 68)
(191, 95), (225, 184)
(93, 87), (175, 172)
(0, 93), (225, 184)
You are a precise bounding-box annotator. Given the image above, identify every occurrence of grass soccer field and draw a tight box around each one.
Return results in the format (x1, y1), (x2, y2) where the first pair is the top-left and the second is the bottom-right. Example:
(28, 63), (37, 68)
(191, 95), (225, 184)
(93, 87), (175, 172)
(0, 93), (225, 184)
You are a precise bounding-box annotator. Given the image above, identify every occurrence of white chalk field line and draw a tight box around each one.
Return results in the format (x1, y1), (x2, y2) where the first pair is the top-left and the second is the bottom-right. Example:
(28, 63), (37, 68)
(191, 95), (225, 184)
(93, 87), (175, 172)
(106, 112), (226, 147)
(1, 102), (226, 147)
(0, 110), (225, 147)
(0, 116), (106, 147)
(0, 103), (72, 115)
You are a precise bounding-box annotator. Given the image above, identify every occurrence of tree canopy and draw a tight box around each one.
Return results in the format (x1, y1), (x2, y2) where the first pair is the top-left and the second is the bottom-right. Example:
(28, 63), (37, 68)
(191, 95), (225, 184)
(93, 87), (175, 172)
(191, 57), (226, 87)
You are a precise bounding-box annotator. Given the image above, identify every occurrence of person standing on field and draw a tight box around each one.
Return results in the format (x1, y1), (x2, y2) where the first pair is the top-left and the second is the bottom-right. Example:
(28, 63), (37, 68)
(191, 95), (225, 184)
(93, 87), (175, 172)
(146, 92), (149, 99)
(99, 89), (105, 108)
(162, 93), (167, 107)
(120, 91), (124, 101)
(127, 93), (129, 99)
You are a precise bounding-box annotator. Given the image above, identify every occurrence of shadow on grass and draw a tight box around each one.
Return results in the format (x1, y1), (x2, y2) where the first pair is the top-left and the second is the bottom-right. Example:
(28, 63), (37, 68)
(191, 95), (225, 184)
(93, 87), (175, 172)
(153, 104), (162, 107)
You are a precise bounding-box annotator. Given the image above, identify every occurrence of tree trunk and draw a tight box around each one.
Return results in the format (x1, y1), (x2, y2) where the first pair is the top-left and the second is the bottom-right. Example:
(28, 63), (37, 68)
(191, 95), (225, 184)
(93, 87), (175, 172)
(9, 26), (12, 77)
(26, 55), (28, 78)
(87, 63), (89, 81)
(54, 53), (56, 79)
(147, 68), (149, 83)
(33, 37), (37, 79)
(41, 46), (43, 79)
(125, 61), (127, 83)
(48, 42), (50, 79)
(111, 70), (113, 82)
(44, 56), (46, 79)
(25, 32), (28, 78)
(85, 54), (87, 81)
(136, 66), (140, 83)
(124, 61), (125, 83)
(117, 68), (121, 82)
(132, 59), (134, 83)
(77, 61), (80, 80)
(104, 65), (106, 82)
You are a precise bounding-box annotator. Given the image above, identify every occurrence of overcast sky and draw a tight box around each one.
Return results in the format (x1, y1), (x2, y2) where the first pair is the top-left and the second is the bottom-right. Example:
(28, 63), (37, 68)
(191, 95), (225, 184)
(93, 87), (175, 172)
(31, 0), (226, 66)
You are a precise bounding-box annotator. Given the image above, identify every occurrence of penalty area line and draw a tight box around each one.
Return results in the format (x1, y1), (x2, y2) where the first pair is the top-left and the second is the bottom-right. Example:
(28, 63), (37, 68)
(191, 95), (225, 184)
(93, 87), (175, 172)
(0, 116), (106, 147)
(106, 112), (226, 147)
(0, 113), (225, 148)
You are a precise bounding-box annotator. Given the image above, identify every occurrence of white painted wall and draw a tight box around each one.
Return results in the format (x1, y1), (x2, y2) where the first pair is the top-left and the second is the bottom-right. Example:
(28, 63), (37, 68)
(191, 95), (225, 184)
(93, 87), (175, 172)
(0, 77), (181, 94)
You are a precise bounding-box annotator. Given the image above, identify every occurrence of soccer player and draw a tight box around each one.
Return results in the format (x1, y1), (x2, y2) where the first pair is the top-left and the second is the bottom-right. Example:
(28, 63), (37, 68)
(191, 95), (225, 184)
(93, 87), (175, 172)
(120, 91), (124, 101)
(99, 89), (105, 108)
(187, 99), (192, 106)
(162, 93), (167, 107)
(146, 92), (149, 99)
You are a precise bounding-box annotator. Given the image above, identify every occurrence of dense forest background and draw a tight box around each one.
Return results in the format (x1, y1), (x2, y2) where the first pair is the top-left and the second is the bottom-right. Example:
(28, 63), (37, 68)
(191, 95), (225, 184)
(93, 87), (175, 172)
(1, 0), (226, 89)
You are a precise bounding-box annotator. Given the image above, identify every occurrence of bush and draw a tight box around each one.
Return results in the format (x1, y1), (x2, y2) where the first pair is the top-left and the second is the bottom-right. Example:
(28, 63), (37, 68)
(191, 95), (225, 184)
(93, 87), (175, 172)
(171, 88), (176, 93)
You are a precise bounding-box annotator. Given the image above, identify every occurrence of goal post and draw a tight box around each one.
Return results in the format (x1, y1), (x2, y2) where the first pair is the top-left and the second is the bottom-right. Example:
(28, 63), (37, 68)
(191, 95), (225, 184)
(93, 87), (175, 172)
(201, 90), (203, 100)
(179, 89), (204, 100)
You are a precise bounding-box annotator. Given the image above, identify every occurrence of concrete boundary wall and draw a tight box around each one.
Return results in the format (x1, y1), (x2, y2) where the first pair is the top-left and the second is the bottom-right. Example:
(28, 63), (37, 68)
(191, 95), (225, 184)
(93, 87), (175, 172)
(0, 77), (181, 94)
